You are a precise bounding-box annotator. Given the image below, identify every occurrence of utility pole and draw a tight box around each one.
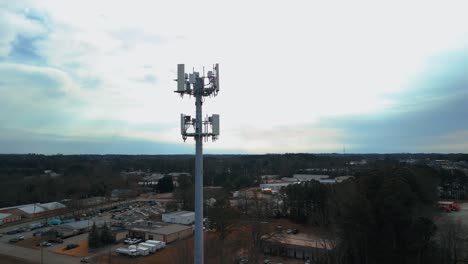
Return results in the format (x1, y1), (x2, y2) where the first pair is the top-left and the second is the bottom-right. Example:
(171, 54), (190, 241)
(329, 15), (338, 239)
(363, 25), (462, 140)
(174, 64), (220, 264)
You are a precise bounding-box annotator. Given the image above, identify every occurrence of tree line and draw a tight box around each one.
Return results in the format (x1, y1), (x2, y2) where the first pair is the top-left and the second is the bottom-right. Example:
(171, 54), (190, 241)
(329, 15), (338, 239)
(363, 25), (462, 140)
(280, 165), (467, 264)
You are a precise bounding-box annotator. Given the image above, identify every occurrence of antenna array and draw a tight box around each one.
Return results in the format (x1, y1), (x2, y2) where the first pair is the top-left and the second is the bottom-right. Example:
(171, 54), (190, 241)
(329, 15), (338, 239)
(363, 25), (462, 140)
(174, 63), (220, 264)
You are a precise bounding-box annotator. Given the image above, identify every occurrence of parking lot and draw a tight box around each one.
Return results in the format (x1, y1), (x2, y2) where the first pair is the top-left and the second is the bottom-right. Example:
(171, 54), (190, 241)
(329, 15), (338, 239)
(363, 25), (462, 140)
(0, 214), (111, 264)
(0, 200), (170, 264)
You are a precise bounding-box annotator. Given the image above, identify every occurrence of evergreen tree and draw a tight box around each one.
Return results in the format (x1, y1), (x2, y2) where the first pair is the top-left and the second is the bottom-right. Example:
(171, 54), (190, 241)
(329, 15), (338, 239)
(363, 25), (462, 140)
(88, 222), (100, 248)
(157, 176), (174, 193)
(100, 223), (114, 245)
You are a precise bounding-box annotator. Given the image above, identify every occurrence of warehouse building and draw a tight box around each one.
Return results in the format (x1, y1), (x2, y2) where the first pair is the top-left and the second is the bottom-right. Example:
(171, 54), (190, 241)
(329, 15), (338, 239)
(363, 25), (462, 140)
(162, 211), (195, 225)
(129, 224), (192, 243)
(48, 220), (106, 238)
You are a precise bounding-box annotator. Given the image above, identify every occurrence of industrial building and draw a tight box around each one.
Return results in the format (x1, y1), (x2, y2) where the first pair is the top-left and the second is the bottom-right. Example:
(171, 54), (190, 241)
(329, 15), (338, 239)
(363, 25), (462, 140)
(0, 213), (21, 225)
(48, 220), (101, 238)
(0, 202), (66, 218)
(262, 233), (333, 261)
(162, 211), (195, 225)
(129, 224), (192, 243)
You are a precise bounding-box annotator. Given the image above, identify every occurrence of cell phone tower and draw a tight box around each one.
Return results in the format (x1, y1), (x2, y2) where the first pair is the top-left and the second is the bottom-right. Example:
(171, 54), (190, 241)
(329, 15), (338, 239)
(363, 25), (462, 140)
(174, 63), (220, 264)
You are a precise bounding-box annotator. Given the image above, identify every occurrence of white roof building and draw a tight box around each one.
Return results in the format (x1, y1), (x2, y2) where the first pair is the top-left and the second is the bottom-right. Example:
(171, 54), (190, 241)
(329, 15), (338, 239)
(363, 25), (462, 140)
(0, 202), (66, 217)
(40, 202), (66, 210)
(162, 211), (195, 225)
(18, 204), (47, 214)
(293, 174), (329, 182)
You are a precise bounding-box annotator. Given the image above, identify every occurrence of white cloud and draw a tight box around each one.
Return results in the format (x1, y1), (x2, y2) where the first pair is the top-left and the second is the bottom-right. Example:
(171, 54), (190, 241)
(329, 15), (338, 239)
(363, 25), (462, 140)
(0, 3), (47, 57)
(2, 0), (468, 153)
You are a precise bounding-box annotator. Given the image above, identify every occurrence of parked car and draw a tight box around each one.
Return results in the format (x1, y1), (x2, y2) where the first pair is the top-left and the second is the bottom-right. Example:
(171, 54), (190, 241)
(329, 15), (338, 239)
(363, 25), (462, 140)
(48, 238), (64, 243)
(18, 227), (30, 232)
(80, 257), (90, 263)
(65, 243), (78, 250)
(6, 229), (21, 235)
(30, 223), (45, 230)
(37, 241), (52, 247)
(9, 235), (24, 243)
(33, 231), (43, 237)
(124, 238), (142, 244)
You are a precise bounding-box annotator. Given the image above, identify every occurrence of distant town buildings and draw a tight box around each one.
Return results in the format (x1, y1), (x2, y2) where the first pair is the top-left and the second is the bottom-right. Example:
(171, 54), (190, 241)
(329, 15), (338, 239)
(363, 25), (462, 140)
(293, 174), (329, 182)
(43, 169), (61, 178)
(138, 174), (165, 186)
(259, 174), (355, 193)
(135, 172), (191, 188)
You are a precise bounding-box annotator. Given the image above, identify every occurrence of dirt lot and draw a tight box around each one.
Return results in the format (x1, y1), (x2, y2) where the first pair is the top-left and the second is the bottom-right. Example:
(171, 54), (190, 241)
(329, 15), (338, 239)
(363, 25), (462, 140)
(16, 236), (43, 249)
(54, 240), (89, 257)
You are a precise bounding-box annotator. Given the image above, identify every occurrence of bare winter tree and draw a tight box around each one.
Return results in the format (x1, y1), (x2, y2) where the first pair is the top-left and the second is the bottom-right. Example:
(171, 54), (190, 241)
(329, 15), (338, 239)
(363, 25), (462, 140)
(438, 219), (468, 264)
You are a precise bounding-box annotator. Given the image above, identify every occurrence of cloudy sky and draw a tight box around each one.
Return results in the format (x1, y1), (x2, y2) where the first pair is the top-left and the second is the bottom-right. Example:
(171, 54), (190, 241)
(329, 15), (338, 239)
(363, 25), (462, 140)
(1, 0), (468, 154)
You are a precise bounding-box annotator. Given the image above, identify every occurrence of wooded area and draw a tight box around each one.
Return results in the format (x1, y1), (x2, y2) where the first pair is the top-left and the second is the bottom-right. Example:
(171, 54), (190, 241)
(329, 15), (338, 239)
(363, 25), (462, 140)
(1, 154), (468, 263)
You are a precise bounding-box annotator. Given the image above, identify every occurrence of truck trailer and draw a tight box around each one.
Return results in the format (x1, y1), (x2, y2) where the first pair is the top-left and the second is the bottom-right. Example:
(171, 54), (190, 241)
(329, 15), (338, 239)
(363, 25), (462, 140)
(145, 240), (166, 250)
(139, 242), (157, 253)
(116, 248), (139, 257)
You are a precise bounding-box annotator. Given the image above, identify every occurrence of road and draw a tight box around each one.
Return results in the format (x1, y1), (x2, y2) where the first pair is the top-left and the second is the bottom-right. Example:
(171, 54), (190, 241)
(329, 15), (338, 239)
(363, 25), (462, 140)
(0, 240), (81, 264)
